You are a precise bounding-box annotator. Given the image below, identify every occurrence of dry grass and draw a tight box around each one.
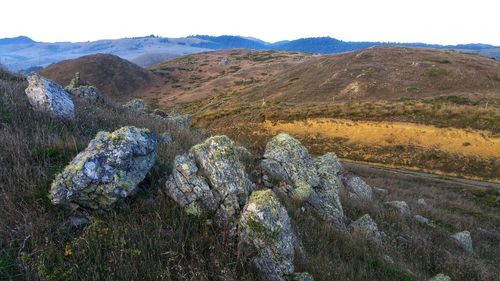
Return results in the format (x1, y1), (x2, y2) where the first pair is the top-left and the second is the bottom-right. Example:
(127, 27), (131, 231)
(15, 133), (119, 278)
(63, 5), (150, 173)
(1, 69), (500, 280)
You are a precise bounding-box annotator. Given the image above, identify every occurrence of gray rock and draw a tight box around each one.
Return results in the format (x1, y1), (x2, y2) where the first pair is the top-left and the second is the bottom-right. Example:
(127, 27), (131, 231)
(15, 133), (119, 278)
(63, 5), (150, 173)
(166, 135), (253, 226)
(25, 73), (74, 119)
(343, 176), (373, 201)
(373, 187), (389, 196)
(293, 272), (314, 281)
(261, 133), (319, 201)
(151, 108), (192, 127)
(417, 198), (427, 205)
(428, 273), (451, 281)
(451, 230), (473, 255)
(123, 98), (146, 111)
(166, 109), (191, 127)
(385, 201), (411, 216)
(151, 108), (167, 118)
(238, 189), (296, 281)
(313, 153), (347, 231)
(261, 134), (346, 231)
(383, 255), (395, 265)
(65, 72), (103, 103)
(50, 126), (157, 209)
(348, 214), (382, 243)
(160, 132), (173, 145)
(414, 214), (430, 225)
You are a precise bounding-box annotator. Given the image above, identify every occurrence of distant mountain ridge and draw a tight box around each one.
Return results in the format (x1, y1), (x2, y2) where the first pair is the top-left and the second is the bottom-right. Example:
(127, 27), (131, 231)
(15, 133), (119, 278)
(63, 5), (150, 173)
(1, 35), (499, 71)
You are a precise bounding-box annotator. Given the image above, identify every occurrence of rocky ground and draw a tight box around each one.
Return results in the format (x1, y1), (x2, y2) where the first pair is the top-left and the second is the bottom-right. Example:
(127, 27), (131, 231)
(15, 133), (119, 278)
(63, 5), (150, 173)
(0, 68), (499, 280)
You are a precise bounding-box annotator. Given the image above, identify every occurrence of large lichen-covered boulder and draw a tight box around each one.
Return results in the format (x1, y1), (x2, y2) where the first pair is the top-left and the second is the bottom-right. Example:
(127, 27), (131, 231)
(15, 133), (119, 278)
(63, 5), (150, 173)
(348, 214), (382, 243)
(166, 135), (253, 226)
(312, 153), (346, 231)
(238, 190), (297, 281)
(25, 73), (74, 119)
(451, 230), (473, 255)
(64, 72), (103, 103)
(343, 176), (373, 201)
(123, 98), (146, 111)
(262, 134), (319, 202)
(261, 133), (346, 231)
(50, 126), (157, 209)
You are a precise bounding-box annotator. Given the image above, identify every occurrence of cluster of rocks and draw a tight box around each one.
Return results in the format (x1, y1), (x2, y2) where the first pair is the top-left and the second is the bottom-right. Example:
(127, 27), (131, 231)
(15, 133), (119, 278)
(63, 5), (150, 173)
(31, 73), (476, 279)
(261, 133), (347, 231)
(123, 98), (192, 127)
(64, 72), (104, 103)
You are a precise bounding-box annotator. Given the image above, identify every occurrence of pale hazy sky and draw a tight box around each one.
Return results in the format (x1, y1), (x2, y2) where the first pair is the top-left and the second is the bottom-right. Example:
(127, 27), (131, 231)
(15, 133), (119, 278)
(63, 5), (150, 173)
(2, 0), (500, 45)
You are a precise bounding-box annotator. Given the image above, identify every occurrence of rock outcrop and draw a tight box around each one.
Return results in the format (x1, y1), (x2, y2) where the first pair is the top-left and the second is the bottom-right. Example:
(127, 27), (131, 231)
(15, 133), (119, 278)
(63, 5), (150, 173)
(238, 189), (297, 281)
(385, 201), (411, 216)
(348, 214), (382, 243)
(64, 72), (103, 103)
(414, 215), (430, 225)
(261, 133), (346, 231)
(50, 126), (157, 209)
(451, 230), (473, 255)
(123, 98), (146, 111)
(25, 73), (74, 119)
(343, 176), (373, 201)
(151, 108), (192, 127)
(165, 135), (253, 226)
(428, 273), (451, 281)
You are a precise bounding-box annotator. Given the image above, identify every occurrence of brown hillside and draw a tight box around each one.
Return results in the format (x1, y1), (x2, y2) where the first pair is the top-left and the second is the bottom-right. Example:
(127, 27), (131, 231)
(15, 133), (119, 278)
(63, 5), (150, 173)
(238, 46), (500, 103)
(142, 47), (500, 109)
(41, 54), (155, 101)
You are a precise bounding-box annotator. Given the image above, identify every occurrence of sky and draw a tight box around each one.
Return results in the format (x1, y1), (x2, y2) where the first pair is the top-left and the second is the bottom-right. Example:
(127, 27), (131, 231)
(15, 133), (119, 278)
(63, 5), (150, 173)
(2, 0), (500, 45)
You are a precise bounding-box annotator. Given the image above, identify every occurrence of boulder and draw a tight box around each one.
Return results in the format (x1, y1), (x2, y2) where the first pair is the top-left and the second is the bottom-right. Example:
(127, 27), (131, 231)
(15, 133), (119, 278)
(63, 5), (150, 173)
(385, 201), (411, 216)
(165, 109), (191, 127)
(417, 198), (427, 205)
(348, 214), (382, 243)
(151, 108), (192, 127)
(451, 230), (473, 255)
(64, 72), (103, 103)
(414, 215), (430, 225)
(123, 98), (146, 111)
(25, 73), (74, 119)
(165, 135), (253, 226)
(261, 133), (319, 201)
(293, 272), (314, 281)
(50, 126), (157, 209)
(373, 187), (389, 197)
(343, 176), (373, 201)
(428, 273), (451, 281)
(238, 190), (296, 281)
(312, 153), (346, 231)
(261, 134), (346, 231)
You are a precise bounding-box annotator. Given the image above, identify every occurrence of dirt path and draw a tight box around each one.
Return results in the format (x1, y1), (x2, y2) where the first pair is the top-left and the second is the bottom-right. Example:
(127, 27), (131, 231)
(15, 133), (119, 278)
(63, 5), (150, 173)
(343, 160), (500, 190)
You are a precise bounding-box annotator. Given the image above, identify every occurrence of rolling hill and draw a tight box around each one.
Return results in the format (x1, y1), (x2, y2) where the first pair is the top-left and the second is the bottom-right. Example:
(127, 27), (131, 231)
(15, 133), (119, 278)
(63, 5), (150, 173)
(2, 35), (499, 72)
(39, 46), (500, 181)
(41, 54), (155, 100)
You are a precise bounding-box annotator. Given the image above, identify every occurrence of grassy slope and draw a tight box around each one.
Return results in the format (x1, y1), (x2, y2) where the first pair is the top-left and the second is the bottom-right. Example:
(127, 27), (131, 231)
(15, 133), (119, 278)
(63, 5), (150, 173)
(0, 69), (499, 280)
(136, 48), (500, 181)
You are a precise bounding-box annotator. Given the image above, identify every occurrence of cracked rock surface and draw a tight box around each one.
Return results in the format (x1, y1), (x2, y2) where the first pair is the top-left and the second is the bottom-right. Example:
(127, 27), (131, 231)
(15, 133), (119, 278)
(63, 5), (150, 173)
(165, 135), (253, 226)
(261, 133), (346, 231)
(25, 73), (75, 120)
(50, 126), (157, 209)
(238, 189), (297, 281)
